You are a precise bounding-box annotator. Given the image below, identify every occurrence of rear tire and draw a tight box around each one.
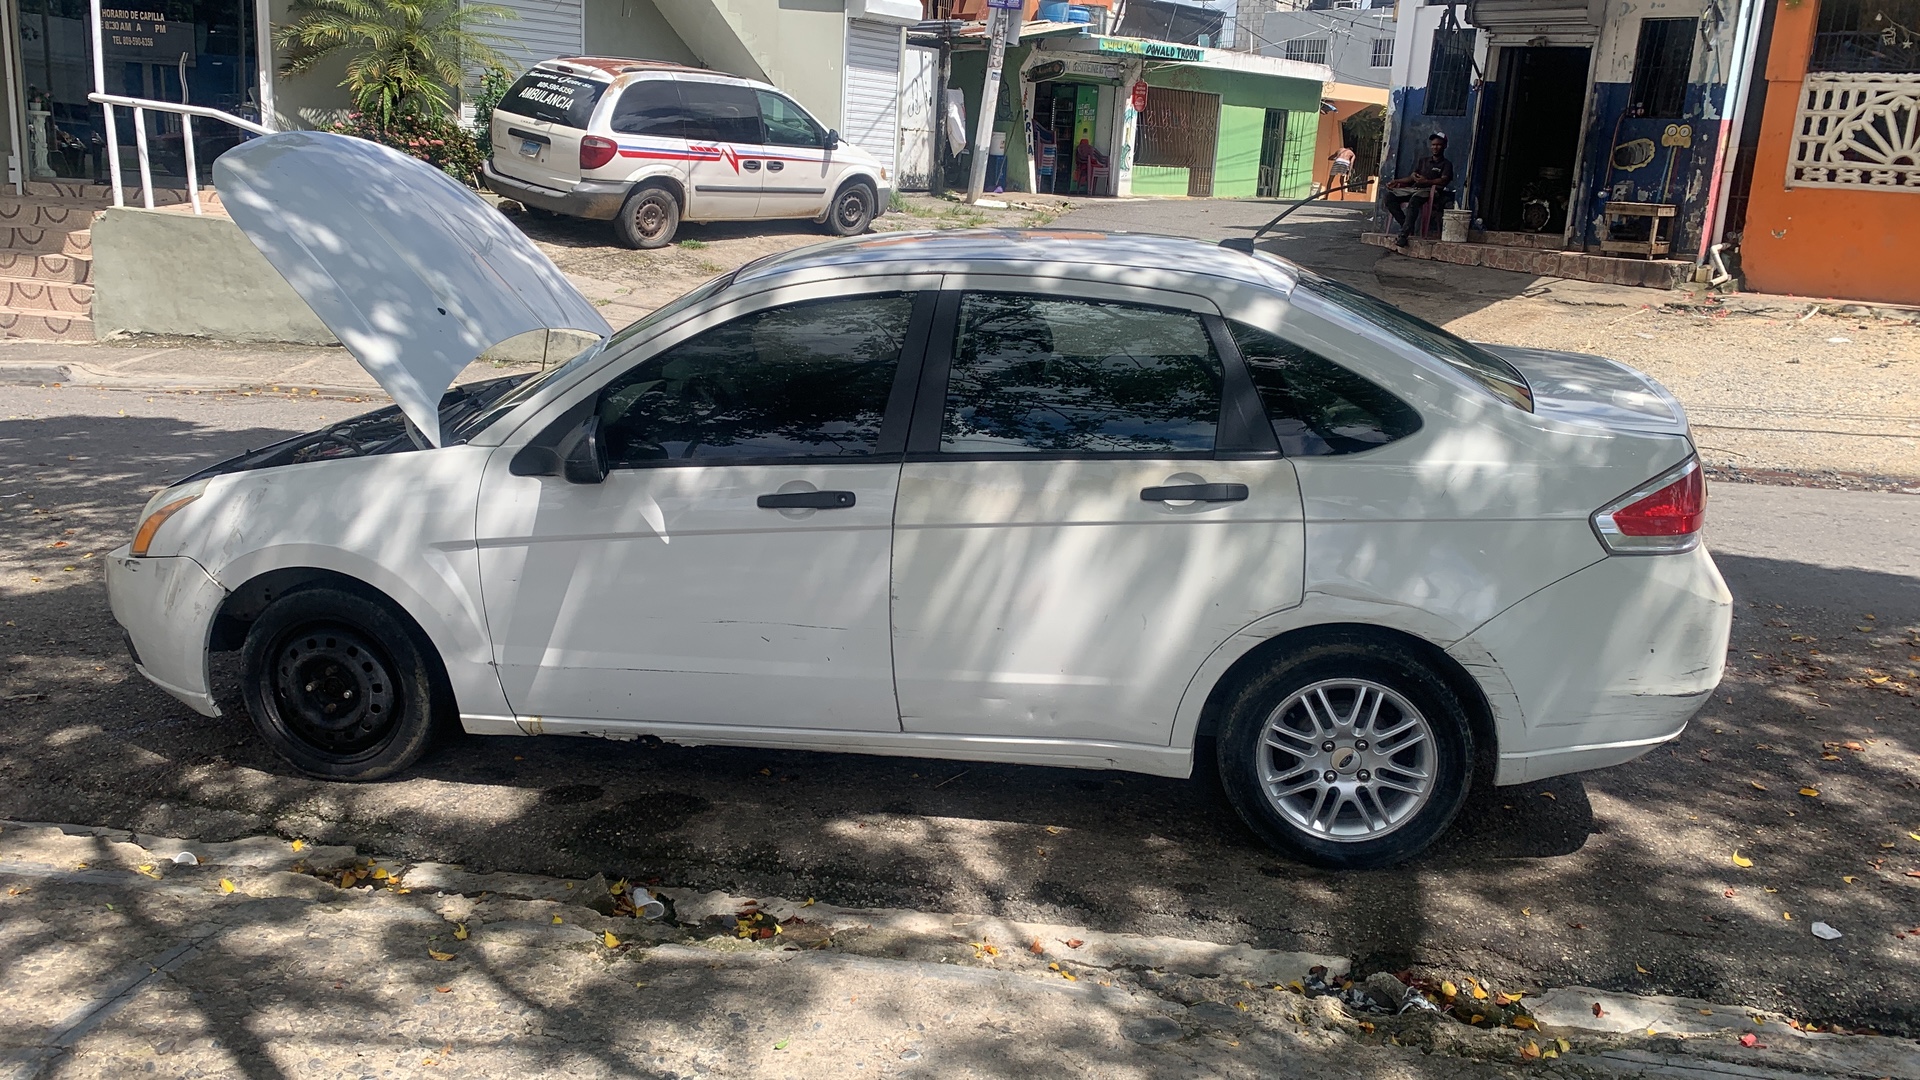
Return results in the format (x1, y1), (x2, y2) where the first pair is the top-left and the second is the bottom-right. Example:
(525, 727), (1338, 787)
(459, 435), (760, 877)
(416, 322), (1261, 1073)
(825, 181), (875, 236)
(615, 185), (680, 249)
(1216, 635), (1473, 869)
(239, 587), (442, 781)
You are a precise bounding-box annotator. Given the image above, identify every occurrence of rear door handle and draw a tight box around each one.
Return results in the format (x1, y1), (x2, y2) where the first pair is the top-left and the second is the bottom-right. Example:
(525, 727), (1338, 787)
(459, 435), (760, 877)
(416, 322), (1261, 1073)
(766, 160), (784, 172)
(1141, 483), (1248, 503)
(758, 490), (856, 509)
(742, 159), (762, 171)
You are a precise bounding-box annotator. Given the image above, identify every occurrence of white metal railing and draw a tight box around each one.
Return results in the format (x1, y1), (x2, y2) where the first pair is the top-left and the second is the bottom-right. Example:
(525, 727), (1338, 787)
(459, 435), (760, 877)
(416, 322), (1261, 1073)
(86, 93), (273, 215)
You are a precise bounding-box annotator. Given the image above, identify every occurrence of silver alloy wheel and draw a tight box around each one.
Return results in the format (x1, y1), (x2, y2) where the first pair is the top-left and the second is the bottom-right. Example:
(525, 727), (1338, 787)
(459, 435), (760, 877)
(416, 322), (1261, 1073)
(1256, 678), (1436, 841)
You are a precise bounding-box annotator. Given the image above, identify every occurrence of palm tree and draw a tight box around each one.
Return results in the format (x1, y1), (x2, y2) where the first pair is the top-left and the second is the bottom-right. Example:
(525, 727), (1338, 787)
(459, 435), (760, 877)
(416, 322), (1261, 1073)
(275, 0), (515, 128)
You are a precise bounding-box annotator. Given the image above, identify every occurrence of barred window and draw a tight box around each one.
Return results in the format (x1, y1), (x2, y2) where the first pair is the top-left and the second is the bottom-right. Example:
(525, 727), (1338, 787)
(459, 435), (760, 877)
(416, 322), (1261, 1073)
(1425, 29), (1474, 115)
(1284, 37), (1330, 65)
(1135, 86), (1221, 169)
(1809, 0), (1920, 72)
(1629, 18), (1698, 118)
(1371, 37), (1395, 67)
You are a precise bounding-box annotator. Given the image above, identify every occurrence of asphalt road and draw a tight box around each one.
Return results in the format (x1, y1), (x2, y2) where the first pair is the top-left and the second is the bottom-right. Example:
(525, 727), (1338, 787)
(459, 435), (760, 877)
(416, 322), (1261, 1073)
(3, 384), (1918, 1035)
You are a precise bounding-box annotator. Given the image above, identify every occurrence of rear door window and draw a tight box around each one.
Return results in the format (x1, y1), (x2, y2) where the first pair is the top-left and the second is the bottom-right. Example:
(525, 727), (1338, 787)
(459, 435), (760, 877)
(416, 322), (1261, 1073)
(609, 79), (690, 138)
(939, 293), (1222, 454)
(680, 81), (764, 144)
(1229, 322), (1422, 456)
(495, 69), (608, 129)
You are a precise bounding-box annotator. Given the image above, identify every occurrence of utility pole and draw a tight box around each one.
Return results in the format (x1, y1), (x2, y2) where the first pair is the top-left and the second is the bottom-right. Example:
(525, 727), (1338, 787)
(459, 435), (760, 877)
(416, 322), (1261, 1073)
(965, 6), (1010, 204)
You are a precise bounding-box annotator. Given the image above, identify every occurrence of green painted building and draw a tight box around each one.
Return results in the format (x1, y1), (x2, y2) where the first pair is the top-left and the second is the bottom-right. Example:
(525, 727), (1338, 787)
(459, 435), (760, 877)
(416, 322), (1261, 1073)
(948, 30), (1330, 200)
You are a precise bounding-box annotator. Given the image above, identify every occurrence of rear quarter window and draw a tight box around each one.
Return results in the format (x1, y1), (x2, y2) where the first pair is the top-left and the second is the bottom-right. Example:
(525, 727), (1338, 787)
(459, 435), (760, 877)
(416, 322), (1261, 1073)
(496, 69), (609, 129)
(1230, 322), (1422, 456)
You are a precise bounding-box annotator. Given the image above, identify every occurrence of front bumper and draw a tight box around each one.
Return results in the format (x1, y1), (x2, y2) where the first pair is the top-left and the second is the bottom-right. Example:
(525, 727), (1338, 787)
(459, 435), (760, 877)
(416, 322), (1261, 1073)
(482, 161), (630, 221)
(1452, 544), (1733, 785)
(105, 546), (228, 718)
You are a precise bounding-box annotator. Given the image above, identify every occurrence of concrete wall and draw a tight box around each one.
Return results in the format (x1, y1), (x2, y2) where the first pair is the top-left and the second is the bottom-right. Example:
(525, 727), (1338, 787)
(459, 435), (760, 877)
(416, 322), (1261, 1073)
(651, 0), (851, 129)
(1136, 65), (1323, 198)
(587, 0), (701, 65)
(1740, 0), (1920, 304)
(92, 207), (335, 344)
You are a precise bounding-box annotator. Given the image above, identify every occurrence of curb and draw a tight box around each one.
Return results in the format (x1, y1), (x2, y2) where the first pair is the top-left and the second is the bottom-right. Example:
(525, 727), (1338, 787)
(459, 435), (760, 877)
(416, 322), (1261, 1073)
(0, 360), (386, 399)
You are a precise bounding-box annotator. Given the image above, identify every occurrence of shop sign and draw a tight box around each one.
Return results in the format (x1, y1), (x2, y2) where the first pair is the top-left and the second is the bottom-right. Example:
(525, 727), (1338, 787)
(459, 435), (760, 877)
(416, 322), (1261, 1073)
(101, 7), (195, 64)
(1130, 81), (1149, 109)
(1096, 38), (1203, 61)
(1026, 60), (1069, 81)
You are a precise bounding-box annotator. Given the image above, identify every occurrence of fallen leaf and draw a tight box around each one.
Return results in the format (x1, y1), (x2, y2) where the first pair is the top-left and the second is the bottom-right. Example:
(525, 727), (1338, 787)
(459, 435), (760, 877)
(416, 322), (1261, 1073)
(290, 839), (305, 853)
(1698, 1009), (1714, 1016)
(551, 915), (563, 925)
(773, 1040), (789, 1051)
(1030, 938), (1046, 955)
(803, 897), (816, 907)
(1471, 980), (1489, 1000)
(218, 878), (236, 894)
(1843, 876), (1856, 884)
(1636, 964), (1650, 974)
(135, 864), (158, 878)
(1592, 1002), (1606, 1018)
(1064, 938), (1084, 949)
(1724, 888), (1738, 898)
(428, 949), (454, 961)
(1556, 1039), (1571, 1053)
(1909, 833), (1920, 843)
(1440, 980), (1458, 998)
(1045, 825), (1062, 835)
(1540, 791), (1556, 801)
(1358, 1021), (1375, 1034)
(435, 986), (452, 993)
(1732, 851), (1754, 868)
(453, 923), (469, 940)
(1512, 1015), (1537, 1030)
(1520, 1040), (1541, 1060)
(603, 931), (620, 948)
(1750, 781), (1768, 791)
(1783, 912), (1794, 920)
(1469, 1013), (1485, 1024)
(1799, 787), (1820, 798)
(1740, 1033), (1766, 1048)
(1521, 907), (1532, 917)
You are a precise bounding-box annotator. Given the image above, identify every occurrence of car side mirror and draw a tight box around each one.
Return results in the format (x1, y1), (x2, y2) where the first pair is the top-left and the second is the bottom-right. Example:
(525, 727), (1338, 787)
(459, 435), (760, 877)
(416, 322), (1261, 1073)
(562, 415), (610, 484)
(823, 129), (841, 151)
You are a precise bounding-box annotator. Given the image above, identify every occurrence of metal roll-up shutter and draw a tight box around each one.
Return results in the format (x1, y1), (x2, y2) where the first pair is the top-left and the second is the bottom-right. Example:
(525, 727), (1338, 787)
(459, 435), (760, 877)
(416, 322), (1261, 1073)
(844, 19), (903, 177)
(492, 0), (586, 74)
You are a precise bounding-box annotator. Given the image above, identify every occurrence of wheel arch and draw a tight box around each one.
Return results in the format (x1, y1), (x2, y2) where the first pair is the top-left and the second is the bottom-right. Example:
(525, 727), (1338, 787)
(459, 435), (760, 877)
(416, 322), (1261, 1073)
(1190, 622), (1499, 787)
(627, 171), (686, 208)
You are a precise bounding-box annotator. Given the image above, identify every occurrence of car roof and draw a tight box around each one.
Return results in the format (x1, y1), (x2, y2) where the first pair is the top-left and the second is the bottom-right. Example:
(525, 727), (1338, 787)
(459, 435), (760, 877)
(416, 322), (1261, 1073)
(543, 56), (728, 79)
(734, 229), (1301, 293)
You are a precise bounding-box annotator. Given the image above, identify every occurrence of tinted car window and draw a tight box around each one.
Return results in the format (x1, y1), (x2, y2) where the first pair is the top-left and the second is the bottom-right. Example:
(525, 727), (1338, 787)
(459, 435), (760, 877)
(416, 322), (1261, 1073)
(596, 295), (914, 465)
(757, 91), (824, 148)
(1229, 322), (1422, 456)
(681, 81), (763, 144)
(495, 69), (608, 129)
(609, 79), (689, 138)
(1297, 272), (1533, 412)
(941, 294), (1222, 454)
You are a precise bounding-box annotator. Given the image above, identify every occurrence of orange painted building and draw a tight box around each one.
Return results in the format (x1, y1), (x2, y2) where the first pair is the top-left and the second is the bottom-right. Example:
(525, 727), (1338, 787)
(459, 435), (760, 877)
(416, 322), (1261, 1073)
(1739, 0), (1920, 304)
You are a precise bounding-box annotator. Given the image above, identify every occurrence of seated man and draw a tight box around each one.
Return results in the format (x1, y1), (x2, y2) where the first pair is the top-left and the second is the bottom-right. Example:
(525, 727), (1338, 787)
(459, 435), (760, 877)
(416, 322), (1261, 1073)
(1384, 133), (1454, 246)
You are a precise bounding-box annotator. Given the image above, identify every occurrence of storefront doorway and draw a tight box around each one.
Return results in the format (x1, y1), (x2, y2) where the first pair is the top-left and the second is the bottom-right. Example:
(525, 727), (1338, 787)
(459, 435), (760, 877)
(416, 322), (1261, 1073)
(1482, 45), (1588, 235)
(15, 0), (262, 184)
(1033, 79), (1104, 195)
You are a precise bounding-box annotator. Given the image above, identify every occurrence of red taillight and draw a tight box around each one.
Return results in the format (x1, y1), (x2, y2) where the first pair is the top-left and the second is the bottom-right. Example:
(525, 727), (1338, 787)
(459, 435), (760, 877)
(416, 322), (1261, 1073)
(1592, 457), (1705, 554)
(579, 136), (618, 171)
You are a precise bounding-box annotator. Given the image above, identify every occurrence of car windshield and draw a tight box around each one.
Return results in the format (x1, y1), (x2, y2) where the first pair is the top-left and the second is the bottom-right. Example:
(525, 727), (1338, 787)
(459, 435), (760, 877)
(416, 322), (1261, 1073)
(443, 271), (740, 443)
(1297, 272), (1534, 412)
(495, 68), (609, 129)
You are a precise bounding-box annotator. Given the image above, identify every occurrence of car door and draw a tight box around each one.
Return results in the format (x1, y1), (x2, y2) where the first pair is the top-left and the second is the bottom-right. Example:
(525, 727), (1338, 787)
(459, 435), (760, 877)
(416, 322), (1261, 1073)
(753, 90), (836, 218)
(890, 284), (1307, 747)
(475, 284), (936, 733)
(676, 78), (766, 221)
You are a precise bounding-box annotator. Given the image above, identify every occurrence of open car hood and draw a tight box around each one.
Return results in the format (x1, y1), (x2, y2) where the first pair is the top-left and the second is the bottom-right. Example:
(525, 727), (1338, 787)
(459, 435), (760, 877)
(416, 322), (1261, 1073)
(214, 131), (611, 446)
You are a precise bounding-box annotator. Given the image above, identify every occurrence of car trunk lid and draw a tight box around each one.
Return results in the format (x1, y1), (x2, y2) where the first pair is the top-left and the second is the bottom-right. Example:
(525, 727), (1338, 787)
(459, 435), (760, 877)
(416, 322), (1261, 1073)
(1480, 344), (1689, 437)
(215, 130), (611, 447)
(488, 64), (612, 190)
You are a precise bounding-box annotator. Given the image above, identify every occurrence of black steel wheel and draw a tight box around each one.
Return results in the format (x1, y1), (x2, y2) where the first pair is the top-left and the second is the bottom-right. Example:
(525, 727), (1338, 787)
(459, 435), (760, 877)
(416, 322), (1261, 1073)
(826, 182), (875, 236)
(241, 587), (442, 780)
(614, 185), (680, 249)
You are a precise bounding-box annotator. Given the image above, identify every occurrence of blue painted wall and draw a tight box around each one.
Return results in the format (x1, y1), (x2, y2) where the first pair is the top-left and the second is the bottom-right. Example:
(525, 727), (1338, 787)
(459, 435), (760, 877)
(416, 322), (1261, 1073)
(1572, 81), (1726, 255)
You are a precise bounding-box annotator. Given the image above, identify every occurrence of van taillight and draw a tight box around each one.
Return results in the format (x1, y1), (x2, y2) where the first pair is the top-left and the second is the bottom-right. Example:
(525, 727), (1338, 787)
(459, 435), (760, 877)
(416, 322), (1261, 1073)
(1591, 457), (1706, 554)
(580, 136), (618, 171)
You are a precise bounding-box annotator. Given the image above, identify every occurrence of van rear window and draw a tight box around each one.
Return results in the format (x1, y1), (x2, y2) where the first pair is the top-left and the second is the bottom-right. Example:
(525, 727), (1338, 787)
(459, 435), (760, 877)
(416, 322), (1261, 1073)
(496, 69), (608, 128)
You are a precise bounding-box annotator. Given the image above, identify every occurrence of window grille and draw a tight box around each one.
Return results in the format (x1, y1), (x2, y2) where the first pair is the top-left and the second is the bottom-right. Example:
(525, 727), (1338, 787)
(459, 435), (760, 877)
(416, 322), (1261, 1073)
(1810, 0), (1920, 73)
(1425, 29), (1473, 115)
(1628, 17), (1697, 118)
(1371, 37), (1394, 67)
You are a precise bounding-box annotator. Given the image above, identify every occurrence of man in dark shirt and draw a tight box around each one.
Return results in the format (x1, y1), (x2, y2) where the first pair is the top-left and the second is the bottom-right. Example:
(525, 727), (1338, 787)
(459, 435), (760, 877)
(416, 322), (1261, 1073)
(1384, 133), (1455, 246)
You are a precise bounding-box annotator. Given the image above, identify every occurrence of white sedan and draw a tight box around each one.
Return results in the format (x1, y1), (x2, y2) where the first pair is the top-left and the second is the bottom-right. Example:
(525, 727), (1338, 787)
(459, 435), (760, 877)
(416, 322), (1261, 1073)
(107, 133), (1731, 868)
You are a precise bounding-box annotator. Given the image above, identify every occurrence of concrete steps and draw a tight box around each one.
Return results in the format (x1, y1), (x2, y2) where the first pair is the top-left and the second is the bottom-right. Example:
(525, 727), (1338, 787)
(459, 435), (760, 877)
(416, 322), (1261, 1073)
(0, 184), (212, 341)
(0, 307), (92, 340)
(0, 251), (91, 284)
(1362, 231), (1694, 290)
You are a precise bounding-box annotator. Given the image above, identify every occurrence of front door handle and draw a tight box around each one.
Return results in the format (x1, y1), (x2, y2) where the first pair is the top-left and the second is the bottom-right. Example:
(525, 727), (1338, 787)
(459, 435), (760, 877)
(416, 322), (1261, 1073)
(742, 159), (762, 171)
(758, 490), (856, 509)
(1141, 483), (1248, 503)
(766, 160), (784, 172)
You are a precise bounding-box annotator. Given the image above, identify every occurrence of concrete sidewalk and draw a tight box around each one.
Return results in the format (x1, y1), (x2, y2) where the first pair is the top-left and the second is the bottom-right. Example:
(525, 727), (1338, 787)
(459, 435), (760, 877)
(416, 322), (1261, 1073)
(0, 338), (533, 399)
(5, 822), (1916, 1080)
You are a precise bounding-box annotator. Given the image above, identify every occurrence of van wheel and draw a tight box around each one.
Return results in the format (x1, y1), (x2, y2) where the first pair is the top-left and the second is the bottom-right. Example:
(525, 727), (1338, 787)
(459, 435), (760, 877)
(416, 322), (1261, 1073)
(239, 587), (443, 781)
(826, 182), (875, 236)
(1215, 636), (1473, 869)
(615, 185), (680, 249)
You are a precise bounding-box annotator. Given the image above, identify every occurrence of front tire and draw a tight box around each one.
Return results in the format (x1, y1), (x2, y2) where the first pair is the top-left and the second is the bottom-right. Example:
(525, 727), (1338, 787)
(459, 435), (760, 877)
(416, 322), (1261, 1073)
(614, 185), (680, 249)
(1216, 636), (1473, 869)
(825, 182), (875, 236)
(240, 587), (442, 781)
